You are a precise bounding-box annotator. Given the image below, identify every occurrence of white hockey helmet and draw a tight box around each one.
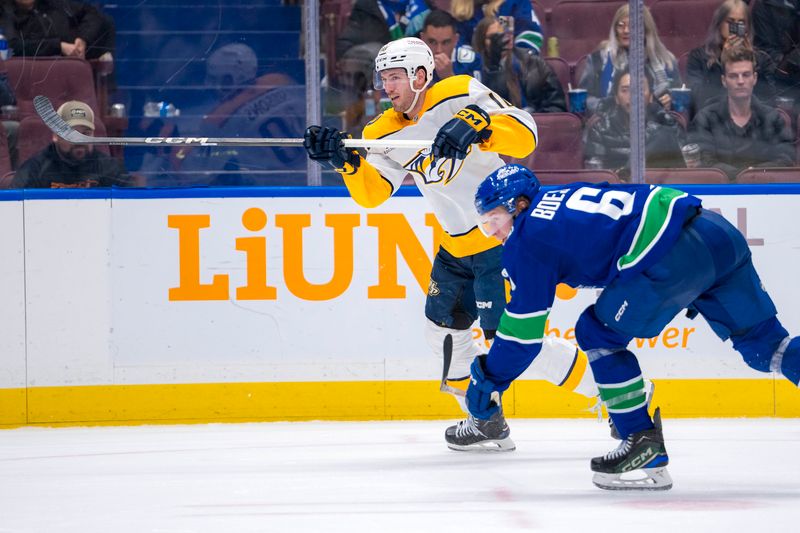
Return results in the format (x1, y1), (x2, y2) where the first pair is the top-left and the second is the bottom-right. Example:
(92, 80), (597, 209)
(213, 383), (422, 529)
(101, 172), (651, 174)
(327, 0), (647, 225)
(373, 37), (435, 92)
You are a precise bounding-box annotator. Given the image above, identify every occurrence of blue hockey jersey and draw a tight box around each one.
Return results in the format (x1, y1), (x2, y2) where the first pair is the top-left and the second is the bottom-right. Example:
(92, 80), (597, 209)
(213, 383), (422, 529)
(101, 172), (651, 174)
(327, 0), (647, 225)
(456, 0), (544, 54)
(486, 183), (702, 389)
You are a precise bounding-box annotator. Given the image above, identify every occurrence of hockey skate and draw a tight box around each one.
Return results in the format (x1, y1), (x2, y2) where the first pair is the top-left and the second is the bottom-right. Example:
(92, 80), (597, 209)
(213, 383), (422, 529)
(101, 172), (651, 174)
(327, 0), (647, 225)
(591, 407), (672, 491)
(608, 379), (655, 440)
(445, 406), (516, 452)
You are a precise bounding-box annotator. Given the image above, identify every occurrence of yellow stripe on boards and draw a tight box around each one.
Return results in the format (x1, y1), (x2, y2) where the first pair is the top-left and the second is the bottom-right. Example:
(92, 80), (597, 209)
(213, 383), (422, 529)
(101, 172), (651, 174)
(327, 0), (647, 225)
(0, 378), (798, 428)
(0, 388), (26, 425)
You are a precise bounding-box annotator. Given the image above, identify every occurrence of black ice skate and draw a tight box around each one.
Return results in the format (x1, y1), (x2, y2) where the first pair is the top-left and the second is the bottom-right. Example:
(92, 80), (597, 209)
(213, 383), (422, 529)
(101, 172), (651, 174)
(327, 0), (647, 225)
(445, 406), (515, 452)
(591, 407), (672, 491)
(608, 379), (655, 440)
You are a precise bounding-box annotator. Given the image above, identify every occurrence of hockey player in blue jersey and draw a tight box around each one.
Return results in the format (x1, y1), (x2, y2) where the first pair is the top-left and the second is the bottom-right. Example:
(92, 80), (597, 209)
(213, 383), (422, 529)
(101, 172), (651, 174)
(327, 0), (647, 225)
(445, 163), (800, 491)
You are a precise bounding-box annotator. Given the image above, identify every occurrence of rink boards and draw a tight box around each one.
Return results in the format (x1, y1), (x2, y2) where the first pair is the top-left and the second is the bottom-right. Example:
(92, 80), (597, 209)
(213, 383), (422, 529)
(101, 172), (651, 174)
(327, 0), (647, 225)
(1, 185), (799, 426)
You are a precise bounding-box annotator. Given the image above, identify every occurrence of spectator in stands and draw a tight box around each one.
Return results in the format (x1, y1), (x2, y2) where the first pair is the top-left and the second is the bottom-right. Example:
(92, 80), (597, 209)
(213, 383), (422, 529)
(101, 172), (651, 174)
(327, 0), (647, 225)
(752, 0), (800, 115)
(689, 47), (794, 181)
(584, 69), (684, 180)
(6, 0), (114, 60)
(451, 0), (543, 55)
(577, 4), (681, 115)
(330, 42), (385, 135)
(419, 9), (482, 81)
(0, 47), (18, 167)
(472, 16), (566, 113)
(12, 100), (131, 188)
(170, 44), (307, 187)
(686, 0), (776, 113)
(335, 0), (431, 60)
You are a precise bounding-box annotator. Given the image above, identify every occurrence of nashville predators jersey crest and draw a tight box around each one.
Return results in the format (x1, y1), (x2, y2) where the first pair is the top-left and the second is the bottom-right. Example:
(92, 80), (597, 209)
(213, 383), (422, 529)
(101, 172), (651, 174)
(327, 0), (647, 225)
(405, 147), (470, 185)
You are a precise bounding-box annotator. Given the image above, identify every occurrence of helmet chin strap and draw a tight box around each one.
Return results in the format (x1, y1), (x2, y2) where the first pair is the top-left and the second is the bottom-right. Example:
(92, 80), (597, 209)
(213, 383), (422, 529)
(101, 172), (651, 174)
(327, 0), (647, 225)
(402, 69), (427, 115)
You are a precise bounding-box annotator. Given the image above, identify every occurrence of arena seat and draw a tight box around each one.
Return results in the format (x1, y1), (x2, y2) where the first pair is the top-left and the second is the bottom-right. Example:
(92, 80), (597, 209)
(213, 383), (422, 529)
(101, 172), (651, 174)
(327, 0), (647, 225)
(17, 115), (110, 169)
(645, 167), (728, 184)
(534, 168), (620, 184)
(650, 0), (719, 60)
(0, 122), (12, 180)
(547, 1), (623, 63)
(5, 57), (100, 120)
(510, 112), (583, 169)
(735, 167), (800, 184)
(544, 56), (571, 94)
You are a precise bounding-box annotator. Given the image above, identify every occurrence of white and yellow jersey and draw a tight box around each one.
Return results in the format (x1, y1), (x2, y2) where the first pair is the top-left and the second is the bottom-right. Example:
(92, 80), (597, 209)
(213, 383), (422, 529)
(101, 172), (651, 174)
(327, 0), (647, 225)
(337, 75), (538, 258)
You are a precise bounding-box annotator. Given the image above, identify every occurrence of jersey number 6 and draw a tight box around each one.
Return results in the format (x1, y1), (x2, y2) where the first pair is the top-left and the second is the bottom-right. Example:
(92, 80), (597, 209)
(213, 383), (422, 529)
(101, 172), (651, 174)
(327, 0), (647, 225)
(565, 187), (634, 220)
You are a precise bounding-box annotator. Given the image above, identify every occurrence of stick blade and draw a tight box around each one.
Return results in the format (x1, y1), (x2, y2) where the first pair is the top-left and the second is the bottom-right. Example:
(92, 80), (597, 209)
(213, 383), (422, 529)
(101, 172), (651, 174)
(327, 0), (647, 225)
(440, 334), (453, 388)
(439, 334), (465, 397)
(34, 95), (89, 144)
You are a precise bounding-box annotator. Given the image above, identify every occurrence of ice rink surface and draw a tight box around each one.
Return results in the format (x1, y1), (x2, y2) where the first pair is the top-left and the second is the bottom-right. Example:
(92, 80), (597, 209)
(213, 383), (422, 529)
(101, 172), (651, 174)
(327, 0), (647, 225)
(1, 418), (798, 532)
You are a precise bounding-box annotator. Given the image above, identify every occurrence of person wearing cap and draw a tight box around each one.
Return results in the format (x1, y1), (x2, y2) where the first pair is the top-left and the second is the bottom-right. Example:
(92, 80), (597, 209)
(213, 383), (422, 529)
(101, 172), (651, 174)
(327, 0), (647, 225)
(12, 100), (131, 188)
(304, 37), (602, 449)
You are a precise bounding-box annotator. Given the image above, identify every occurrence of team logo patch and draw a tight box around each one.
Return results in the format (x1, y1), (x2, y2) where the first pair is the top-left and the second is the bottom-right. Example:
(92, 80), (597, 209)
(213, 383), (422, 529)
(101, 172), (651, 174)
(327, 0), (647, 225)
(405, 147), (468, 185)
(456, 45), (476, 64)
(428, 280), (440, 296)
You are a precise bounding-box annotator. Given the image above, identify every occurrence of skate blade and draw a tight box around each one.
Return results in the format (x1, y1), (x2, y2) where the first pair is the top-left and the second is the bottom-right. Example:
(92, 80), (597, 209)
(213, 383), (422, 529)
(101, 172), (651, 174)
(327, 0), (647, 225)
(446, 436), (516, 452)
(592, 467), (673, 491)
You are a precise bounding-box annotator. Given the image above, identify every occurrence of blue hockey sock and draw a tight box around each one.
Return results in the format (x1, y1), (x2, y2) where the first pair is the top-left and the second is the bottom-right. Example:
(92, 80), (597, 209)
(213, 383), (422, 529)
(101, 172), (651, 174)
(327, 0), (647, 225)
(589, 348), (653, 439)
(779, 337), (800, 386)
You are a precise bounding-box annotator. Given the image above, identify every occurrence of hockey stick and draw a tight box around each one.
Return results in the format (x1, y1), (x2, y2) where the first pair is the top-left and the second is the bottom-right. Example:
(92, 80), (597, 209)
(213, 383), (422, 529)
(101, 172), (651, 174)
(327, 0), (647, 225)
(33, 95), (433, 150)
(439, 334), (466, 398)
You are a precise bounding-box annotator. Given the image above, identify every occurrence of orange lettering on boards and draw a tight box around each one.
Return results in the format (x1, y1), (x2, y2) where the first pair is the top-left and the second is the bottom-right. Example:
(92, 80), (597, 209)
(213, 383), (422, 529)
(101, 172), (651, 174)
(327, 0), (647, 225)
(168, 214), (229, 301)
(633, 327), (695, 349)
(169, 210), (436, 302)
(366, 213), (434, 299)
(236, 208), (278, 300)
(276, 213), (360, 301)
(546, 320), (695, 349)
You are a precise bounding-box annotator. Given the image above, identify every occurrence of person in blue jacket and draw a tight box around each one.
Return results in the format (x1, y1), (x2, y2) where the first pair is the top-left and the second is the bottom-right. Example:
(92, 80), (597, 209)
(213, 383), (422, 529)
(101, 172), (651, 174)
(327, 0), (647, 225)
(450, 0), (544, 55)
(446, 163), (800, 492)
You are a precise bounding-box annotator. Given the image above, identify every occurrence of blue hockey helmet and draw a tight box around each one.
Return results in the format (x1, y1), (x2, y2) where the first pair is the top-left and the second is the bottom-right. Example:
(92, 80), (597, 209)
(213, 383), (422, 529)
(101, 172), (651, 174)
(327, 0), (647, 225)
(474, 164), (541, 216)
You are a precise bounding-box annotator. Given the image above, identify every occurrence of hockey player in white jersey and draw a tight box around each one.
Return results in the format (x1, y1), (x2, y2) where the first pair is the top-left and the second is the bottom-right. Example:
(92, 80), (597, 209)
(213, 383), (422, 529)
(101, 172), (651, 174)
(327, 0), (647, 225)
(303, 37), (599, 449)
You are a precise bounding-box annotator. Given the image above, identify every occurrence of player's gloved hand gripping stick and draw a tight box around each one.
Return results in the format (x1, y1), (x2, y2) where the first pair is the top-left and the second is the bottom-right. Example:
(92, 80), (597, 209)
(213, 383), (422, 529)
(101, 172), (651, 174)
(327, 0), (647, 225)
(303, 126), (361, 172)
(432, 104), (493, 160)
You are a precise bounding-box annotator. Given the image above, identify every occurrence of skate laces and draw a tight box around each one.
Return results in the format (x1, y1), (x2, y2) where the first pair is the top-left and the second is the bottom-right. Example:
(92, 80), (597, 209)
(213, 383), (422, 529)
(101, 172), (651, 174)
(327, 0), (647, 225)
(604, 435), (633, 460)
(455, 415), (483, 438)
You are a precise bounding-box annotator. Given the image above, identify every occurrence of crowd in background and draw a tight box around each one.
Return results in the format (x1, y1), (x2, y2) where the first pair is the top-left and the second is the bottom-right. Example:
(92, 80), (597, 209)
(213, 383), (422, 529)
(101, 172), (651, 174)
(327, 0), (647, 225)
(332, 0), (799, 183)
(0, 0), (798, 187)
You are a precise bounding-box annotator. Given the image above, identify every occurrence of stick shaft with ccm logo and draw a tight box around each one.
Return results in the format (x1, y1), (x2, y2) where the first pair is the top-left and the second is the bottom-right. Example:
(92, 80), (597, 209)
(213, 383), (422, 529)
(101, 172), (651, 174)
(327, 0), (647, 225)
(34, 96), (431, 150)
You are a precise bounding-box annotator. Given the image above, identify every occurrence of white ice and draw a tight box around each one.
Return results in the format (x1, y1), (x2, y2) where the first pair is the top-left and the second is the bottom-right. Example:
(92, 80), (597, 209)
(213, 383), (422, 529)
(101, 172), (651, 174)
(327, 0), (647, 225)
(1, 418), (798, 532)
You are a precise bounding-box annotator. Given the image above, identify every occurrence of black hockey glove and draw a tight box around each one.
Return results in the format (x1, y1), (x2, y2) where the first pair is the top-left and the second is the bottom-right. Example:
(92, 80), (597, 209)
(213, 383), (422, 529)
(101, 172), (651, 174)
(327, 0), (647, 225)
(303, 126), (361, 172)
(431, 104), (492, 160)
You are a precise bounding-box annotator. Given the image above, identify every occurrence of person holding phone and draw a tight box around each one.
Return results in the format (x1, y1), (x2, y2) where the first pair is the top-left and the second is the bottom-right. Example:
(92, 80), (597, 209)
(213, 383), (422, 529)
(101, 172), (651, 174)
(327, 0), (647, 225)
(471, 16), (567, 113)
(450, 0), (544, 55)
(686, 0), (777, 113)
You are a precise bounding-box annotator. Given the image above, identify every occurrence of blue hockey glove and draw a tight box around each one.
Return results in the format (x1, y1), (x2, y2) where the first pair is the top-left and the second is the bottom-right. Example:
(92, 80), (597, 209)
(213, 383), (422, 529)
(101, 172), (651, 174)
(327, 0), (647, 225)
(466, 355), (501, 419)
(303, 126), (361, 172)
(432, 104), (492, 160)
